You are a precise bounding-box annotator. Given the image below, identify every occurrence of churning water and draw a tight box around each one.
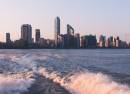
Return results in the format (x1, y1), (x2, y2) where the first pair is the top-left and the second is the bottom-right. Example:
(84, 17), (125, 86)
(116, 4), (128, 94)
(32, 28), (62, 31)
(0, 49), (130, 94)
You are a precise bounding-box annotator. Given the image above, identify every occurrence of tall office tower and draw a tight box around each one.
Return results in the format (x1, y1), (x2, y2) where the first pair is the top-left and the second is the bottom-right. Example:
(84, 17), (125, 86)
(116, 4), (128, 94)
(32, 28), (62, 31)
(109, 36), (114, 47)
(99, 35), (106, 47)
(6, 33), (11, 44)
(35, 29), (40, 43)
(67, 24), (74, 36)
(113, 38), (116, 47)
(81, 36), (86, 48)
(66, 24), (75, 48)
(74, 33), (80, 48)
(105, 38), (111, 48)
(21, 24), (32, 44)
(116, 36), (120, 48)
(55, 17), (60, 47)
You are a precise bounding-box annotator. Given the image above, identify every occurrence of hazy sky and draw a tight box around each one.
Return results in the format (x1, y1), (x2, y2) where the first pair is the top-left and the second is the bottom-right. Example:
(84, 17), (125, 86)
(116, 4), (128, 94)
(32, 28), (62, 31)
(0, 0), (130, 42)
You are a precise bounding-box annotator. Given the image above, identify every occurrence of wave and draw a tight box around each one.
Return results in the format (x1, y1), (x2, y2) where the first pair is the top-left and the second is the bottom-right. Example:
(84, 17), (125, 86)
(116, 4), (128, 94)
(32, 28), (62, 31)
(0, 74), (34, 94)
(39, 68), (130, 94)
(0, 53), (130, 94)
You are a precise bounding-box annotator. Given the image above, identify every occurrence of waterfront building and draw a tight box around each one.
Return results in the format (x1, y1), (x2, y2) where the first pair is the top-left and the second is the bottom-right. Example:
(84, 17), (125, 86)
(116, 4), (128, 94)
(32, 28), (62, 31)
(115, 37), (121, 48)
(39, 38), (45, 47)
(105, 38), (110, 48)
(61, 34), (69, 48)
(120, 41), (128, 48)
(66, 24), (75, 48)
(55, 17), (60, 48)
(67, 24), (74, 36)
(60, 24), (76, 49)
(81, 36), (86, 48)
(106, 36), (114, 48)
(81, 35), (97, 48)
(74, 33), (80, 48)
(109, 36), (114, 47)
(21, 24), (32, 44)
(45, 39), (55, 48)
(99, 35), (106, 48)
(113, 38), (116, 47)
(6, 33), (11, 44)
(35, 29), (41, 43)
(57, 35), (64, 48)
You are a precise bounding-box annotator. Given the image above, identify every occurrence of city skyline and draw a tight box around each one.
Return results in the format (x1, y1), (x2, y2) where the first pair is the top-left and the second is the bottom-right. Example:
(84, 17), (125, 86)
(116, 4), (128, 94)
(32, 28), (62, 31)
(0, 18), (129, 49)
(0, 0), (130, 42)
(0, 18), (129, 44)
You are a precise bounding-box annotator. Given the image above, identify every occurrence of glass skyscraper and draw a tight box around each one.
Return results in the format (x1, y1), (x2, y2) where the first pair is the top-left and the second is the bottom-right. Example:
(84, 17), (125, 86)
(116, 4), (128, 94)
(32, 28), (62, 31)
(55, 17), (60, 47)
(21, 24), (32, 44)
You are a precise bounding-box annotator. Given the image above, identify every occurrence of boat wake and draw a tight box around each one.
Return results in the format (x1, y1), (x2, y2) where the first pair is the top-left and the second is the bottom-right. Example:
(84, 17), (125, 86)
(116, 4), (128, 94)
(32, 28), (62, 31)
(39, 68), (130, 94)
(0, 52), (130, 94)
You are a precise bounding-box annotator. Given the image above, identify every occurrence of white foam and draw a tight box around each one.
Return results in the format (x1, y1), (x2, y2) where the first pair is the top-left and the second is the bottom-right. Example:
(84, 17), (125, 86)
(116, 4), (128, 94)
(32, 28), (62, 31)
(39, 68), (130, 94)
(0, 52), (130, 94)
(67, 72), (130, 94)
(0, 75), (34, 94)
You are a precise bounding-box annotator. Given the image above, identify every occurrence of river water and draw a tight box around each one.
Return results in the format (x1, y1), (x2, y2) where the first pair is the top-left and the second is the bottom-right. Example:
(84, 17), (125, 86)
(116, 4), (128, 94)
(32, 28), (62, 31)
(0, 49), (130, 94)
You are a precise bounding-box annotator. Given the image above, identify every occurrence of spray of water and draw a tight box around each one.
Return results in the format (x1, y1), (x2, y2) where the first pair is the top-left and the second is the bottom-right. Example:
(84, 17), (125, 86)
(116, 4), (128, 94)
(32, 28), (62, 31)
(39, 68), (130, 94)
(0, 53), (130, 94)
(0, 75), (34, 94)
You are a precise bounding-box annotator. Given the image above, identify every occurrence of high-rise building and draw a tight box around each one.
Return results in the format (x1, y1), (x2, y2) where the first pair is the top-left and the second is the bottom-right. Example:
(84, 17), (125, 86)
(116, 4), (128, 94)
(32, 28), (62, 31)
(105, 36), (120, 48)
(109, 36), (114, 47)
(35, 29), (40, 43)
(74, 33), (80, 48)
(21, 24), (32, 44)
(120, 41), (128, 48)
(81, 36), (86, 48)
(57, 35), (64, 48)
(6, 33), (11, 44)
(115, 36), (121, 48)
(61, 24), (75, 48)
(99, 35), (106, 47)
(67, 24), (74, 36)
(39, 38), (45, 47)
(105, 38), (110, 48)
(55, 17), (60, 48)
(81, 35), (97, 48)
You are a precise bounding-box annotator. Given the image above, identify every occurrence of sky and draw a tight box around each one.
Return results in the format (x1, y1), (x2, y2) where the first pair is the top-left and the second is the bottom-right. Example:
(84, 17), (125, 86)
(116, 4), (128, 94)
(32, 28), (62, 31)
(0, 0), (130, 42)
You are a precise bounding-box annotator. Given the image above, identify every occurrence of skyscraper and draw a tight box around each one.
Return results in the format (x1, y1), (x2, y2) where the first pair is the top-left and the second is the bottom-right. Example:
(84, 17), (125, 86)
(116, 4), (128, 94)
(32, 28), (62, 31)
(55, 17), (60, 47)
(35, 29), (40, 43)
(74, 33), (80, 48)
(115, 36), (120, 48)
(99, 35), (106, 47)
(67, 24), (74, 36)
(21, 24), (32, 44)
(6, 33), (11, 44)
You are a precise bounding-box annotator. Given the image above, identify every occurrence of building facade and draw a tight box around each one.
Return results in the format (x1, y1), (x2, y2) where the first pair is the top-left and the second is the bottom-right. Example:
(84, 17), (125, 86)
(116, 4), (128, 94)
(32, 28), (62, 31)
(115, 37), (121, 48)
(81, 35), (97, 48)
(21, 24), (32, 44)
(35, 29), (40, 43)
(55, 17), (60, 48)
(74, 33), (80, 48)
(67, 24), (74, 36)
(6, 33), (11, 44)
(99, 35), (106, 48)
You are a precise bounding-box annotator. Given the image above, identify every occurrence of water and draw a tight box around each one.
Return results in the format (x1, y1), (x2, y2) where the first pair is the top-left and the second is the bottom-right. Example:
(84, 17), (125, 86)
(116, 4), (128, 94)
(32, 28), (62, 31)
(0, 49), (130, 94)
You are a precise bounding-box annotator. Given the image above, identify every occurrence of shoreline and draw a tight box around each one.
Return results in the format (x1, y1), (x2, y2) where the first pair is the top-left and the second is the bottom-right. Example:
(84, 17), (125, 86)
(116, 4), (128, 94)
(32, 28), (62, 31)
(0, 48), (130, 50)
